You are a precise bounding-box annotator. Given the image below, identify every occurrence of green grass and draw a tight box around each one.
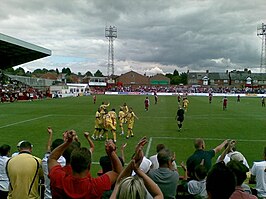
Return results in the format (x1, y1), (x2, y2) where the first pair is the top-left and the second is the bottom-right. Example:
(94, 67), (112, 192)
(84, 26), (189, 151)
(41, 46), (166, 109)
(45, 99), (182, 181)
(0, 95), (265, 176)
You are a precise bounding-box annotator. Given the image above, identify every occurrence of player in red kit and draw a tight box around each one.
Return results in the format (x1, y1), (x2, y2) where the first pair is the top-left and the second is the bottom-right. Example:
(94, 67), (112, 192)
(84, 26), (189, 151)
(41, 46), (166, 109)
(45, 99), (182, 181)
(144, 96), (150, 111)
(223, 96), (228, 110)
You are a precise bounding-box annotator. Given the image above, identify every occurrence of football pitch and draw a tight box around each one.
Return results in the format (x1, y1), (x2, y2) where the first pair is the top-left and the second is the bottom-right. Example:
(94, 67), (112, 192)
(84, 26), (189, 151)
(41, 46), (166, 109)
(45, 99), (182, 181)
(0, 95), (265, 176)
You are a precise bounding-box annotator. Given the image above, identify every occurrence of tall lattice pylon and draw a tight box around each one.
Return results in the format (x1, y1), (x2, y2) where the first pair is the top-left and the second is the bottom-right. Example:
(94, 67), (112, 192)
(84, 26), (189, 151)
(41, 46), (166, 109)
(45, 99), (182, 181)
(105, 26), (117, 77)
(257, 23), (266, 73)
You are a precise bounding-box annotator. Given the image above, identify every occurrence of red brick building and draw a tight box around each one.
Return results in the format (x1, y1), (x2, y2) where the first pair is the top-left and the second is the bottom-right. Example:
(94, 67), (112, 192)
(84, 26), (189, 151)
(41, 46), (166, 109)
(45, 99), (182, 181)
(116, 71), (149, 88)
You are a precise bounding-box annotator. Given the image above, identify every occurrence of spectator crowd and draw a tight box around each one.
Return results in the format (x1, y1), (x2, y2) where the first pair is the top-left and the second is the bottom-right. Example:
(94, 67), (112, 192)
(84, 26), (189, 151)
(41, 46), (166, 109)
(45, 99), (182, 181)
(0, 127), (265, 199)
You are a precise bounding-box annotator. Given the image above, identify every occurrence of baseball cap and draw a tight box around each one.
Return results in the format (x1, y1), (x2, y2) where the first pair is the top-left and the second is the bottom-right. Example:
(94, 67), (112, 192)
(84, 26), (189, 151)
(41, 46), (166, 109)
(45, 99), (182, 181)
(229, 151), (244, 162)
(17, 140), (25, 147)
(19, 141), (33, 149)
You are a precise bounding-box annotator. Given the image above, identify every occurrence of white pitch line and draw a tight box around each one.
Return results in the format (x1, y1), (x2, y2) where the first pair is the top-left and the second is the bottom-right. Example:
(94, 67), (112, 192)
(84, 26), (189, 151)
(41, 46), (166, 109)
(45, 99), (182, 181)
(145, 137), (153, 157)
(150, 136), (266, 142)
(0, 115), (51, 129)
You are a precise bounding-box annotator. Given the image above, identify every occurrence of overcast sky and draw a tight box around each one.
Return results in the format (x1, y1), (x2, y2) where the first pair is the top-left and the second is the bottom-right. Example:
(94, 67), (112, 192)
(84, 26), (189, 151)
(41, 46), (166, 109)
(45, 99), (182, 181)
(1, 0), (266, 76)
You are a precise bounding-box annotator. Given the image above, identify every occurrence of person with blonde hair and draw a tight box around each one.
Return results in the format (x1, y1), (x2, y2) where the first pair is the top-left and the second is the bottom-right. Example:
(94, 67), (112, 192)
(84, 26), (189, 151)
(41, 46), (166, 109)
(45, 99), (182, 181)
(110, 137), (163, 199)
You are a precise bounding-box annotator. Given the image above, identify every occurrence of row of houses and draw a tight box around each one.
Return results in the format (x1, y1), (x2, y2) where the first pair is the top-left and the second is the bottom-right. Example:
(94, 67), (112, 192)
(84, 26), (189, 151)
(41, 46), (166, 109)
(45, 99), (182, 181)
(5, 69), (266, 96)
(188, 70), (266, 88)
(87, 70), (266, 89)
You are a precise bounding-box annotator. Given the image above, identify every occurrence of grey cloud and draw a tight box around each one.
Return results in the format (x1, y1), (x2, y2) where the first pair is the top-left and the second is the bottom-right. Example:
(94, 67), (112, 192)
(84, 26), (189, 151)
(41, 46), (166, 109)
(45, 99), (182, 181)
(1, 0), (266, 75)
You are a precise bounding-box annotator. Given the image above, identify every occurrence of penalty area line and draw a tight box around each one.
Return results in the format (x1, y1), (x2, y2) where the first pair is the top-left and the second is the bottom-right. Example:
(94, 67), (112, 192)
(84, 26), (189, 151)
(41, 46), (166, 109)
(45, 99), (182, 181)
(0, 115), (52, 129)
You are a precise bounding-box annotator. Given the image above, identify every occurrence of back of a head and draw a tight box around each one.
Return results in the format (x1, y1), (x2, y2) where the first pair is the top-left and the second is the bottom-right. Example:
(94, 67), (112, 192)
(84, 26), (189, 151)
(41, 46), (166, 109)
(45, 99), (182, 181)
(19, 141), (33, 150)
(157, 148), (172, 166)
(227, 160), (249, 186)
(51, 139), (64, 151)
(264, 146), (266, 158)
(194, 138), (204, 149)
(156, 144), (165, 153)
(194, 164), (207, 180)
(63, 141), (81, 164)
(0, 144), (11, 156)
(70, 147), (91, 173)
(116, 176), (146, 199)
(206, 162), (236, 199)
(100, 155), (124, 174)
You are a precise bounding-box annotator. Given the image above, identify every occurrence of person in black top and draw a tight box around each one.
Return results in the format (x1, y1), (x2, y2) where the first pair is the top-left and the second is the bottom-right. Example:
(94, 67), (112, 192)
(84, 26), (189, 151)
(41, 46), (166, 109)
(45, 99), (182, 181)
(176, 106), (185, 131)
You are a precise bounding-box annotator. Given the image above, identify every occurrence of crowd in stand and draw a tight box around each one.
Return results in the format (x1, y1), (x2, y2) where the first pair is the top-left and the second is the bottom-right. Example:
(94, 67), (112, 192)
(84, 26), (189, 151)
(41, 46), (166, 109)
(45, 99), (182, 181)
(0, 127), (265, 199)
(92, 85), (266, 94)
(0, 78), (47, 102)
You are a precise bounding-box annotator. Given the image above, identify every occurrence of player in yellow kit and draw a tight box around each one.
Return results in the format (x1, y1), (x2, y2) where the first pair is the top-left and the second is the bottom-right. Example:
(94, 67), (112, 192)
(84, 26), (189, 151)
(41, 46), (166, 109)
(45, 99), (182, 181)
(91, 108), (102, 140)
(126, 107), (139, 139)
(100, 101), (110, 111)
(183, 97), (189, 112)
(122, 102), (129, 114)
(118, 107), (126, 135)
(104, 108), (117, 142)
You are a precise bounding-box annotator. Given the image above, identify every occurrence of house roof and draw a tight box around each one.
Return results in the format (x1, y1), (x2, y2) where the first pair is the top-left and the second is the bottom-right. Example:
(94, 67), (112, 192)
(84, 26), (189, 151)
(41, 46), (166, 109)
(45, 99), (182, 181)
(0, 33), (51, 69)
(188, 72), (229, 80)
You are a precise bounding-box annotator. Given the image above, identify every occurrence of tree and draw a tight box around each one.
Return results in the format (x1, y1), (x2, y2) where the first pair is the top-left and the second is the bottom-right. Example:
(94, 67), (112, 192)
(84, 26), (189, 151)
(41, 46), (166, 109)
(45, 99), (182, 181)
(180, 72), (187, 85)
(4, 67), (15, 75)
(62, 67), (72, 76)
(85, 71), (93, 77)
(14, 67), (26, 76)
(170, 76), (181, 85)
(173, 69), (179, 76)
(94, 70), (103, 77)
(56, 68), (59, 74)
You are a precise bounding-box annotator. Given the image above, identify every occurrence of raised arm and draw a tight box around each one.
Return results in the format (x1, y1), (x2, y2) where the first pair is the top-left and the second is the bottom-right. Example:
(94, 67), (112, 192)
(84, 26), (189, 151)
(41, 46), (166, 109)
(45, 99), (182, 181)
(134, 161), (163, 199)
(46, 127), (53, 152)
(48, 130), (76, 172)
(217, 140), (235, 162)
(84, 132), (95, 154)
(110, 137), (148, 199)
(105, 140), (123, 184)
(120, 143), (127, 163)
(214, 139), (229, 154)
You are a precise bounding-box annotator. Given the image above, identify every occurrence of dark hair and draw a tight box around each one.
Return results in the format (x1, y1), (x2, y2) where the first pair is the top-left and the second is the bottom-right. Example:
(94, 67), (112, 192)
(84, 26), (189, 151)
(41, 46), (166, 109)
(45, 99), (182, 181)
(156, 144), (165, 153)
(227, 160), (249, 185)
(99, 155), (124, 174)
(194, 164), (207, 180)
(63, 141), (81, 164)
(0, 144), (11, 156)
(19, 141), (32, 150)
(206, 162), (236, 199)
(51, 139), (64, 151)
(70, 147), (91, 173)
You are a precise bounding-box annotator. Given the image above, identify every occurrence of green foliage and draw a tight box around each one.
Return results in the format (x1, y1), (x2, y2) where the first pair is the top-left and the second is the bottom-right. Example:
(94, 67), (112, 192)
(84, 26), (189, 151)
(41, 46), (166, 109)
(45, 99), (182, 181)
(167, 70), (187, 85)
(3, 67), (15, 74)
(94, 70), (103, 77)
(85, 71), (93, 77)
(14, 67), (26, 76)
(62, 67), (72, 75)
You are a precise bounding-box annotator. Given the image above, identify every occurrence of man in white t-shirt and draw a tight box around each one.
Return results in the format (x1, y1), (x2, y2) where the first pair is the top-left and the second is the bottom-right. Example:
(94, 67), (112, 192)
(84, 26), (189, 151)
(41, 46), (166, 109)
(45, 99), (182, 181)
(149, 144), (177, 170)
(250, 146), (266, 198)
(216, 141), (249, 168)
